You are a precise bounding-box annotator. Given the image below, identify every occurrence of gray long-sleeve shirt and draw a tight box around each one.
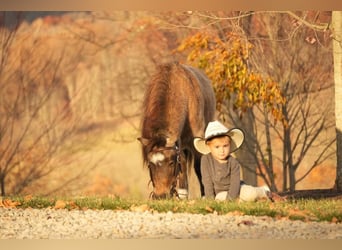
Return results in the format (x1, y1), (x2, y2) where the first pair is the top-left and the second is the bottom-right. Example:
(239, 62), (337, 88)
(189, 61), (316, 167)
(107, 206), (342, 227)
(200, 154), (241, 200)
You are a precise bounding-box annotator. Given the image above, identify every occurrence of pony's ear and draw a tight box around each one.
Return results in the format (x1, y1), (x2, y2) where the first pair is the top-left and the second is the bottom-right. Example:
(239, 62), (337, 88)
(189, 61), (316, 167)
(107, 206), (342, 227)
(137, 137), (149, 146)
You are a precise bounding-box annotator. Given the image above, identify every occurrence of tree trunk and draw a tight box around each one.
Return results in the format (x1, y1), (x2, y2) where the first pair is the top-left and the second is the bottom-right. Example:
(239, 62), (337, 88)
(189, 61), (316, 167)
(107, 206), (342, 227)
(263, 105), (277, 191)
(0, 174), (5, 196)
(289, 166), (296, 192)
(236, 11), (257, 187)
(236, 110), (257, 186)
(332, 11), (342, 191)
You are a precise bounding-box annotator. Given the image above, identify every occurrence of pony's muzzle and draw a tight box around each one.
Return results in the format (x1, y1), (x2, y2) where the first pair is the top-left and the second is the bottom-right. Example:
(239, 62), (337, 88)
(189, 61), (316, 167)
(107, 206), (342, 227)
(151, 192), (169, 200)
(150, 186), (179, 200)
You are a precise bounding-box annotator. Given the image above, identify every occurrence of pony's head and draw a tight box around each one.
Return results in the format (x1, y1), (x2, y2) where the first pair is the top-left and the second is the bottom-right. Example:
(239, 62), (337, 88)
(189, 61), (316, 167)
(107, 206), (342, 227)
(138, 136), (182, 199)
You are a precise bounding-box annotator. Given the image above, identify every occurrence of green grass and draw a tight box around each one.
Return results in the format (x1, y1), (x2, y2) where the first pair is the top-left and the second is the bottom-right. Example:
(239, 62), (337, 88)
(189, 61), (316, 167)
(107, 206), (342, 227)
(2, 195), (341, 223)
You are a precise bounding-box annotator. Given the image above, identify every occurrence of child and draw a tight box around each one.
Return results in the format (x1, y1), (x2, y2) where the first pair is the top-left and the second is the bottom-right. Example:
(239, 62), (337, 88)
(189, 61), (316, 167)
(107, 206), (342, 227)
(194, 120), (272, 202)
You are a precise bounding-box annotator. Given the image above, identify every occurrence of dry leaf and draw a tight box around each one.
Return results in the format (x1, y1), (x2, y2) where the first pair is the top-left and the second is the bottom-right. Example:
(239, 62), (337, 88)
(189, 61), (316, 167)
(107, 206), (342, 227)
(237, 220), (255, 226)
(287, 208), (317, 222)
(24, 195), (33, 202)
(205, 206), (213, 213)
(172, 206), (179, 212)
(0, 198), (21, 208)
(226, 210), (244, 216)
(331, 217), (339, 223)
(54, 200), (67, 209)
(271, 193), (288, 202)
(130, 204), (150, 212)
(187, 200), (196, 205)
(68, 201), (79, 209)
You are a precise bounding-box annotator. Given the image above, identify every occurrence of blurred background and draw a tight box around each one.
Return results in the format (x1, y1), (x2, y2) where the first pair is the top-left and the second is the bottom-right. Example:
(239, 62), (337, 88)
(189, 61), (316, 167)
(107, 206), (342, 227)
(0, 11), (337, 198)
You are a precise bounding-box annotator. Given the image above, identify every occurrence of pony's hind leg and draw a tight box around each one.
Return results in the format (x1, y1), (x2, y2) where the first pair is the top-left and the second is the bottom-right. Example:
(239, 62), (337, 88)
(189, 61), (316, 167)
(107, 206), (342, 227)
(194, 153), (204, 196)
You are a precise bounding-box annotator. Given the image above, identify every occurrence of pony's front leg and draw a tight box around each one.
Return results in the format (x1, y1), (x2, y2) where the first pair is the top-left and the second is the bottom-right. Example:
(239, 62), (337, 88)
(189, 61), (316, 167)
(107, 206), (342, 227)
(186, 154), (202, 199)
(177, 154), (188, 199)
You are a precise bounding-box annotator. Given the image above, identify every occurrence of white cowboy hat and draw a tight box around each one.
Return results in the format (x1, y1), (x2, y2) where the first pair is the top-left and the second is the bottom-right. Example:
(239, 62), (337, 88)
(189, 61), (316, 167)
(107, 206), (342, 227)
(193, 121), (244, 155)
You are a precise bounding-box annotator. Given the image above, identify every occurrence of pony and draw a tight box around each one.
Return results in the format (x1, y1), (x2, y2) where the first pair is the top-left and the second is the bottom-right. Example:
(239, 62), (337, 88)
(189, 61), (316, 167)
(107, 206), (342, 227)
(138, 62), (216, 199)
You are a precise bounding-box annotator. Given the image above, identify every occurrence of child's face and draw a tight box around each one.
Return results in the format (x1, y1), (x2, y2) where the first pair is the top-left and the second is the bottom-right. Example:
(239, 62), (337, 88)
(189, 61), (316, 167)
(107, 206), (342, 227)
(206, 136), (231, 163)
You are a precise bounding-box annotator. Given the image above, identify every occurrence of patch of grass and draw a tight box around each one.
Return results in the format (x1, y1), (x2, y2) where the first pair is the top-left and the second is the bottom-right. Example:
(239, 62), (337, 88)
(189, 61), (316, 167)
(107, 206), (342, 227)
(73, 196), (133, 210)
(288, 214), (307, 221)
(292, 199), (342, 222)
(13, 196), (56, 209)
(147, 199), (186, 213)
(3, 195), (341, 223)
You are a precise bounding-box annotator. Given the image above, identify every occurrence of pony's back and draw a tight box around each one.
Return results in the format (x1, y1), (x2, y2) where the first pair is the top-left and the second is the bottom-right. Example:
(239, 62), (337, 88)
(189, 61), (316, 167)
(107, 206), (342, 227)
(139, 62), (216, 199)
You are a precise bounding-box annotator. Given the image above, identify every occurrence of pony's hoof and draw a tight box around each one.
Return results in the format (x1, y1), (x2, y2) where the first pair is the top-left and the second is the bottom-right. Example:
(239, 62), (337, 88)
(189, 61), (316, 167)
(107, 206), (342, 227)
(177, 188), (188, 199)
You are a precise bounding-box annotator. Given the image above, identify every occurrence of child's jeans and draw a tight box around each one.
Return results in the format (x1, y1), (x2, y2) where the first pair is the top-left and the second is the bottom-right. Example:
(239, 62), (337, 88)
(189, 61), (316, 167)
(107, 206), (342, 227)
(215, 184), (270, 202)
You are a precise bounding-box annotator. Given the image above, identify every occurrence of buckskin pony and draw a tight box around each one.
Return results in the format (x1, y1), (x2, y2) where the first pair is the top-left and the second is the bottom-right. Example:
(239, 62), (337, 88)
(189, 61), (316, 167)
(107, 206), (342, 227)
(138, 62), (216, 199)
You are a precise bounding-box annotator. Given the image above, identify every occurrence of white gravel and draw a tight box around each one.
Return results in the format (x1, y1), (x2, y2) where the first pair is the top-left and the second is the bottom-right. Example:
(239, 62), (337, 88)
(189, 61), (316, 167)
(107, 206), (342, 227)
(0, 207), (341, 239)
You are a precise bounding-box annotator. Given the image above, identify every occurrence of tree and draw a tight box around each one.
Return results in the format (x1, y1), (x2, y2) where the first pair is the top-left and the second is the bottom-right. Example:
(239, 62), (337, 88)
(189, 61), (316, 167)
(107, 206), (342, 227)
(332, 11), (342, 191)
(255, 11), (340, 192)
(176, 11), (336, 192)
(66, 11), (189, 142)
(251, 12), (335, 192)
(0, 12), (98, 196)
(177, 30), (286, 190)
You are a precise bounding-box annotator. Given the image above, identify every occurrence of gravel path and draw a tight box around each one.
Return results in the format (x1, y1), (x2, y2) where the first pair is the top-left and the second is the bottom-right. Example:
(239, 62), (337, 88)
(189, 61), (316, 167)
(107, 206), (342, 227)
(0, 207), (341, 239)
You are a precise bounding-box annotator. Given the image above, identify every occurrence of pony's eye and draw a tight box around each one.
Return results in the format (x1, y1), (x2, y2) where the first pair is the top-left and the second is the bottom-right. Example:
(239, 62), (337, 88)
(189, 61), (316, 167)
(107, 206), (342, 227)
(168, 161), (174, 166)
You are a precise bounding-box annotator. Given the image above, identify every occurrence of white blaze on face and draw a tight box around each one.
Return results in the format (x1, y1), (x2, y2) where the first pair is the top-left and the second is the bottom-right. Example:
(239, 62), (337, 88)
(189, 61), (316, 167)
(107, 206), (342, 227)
(150, 152), (165, 165)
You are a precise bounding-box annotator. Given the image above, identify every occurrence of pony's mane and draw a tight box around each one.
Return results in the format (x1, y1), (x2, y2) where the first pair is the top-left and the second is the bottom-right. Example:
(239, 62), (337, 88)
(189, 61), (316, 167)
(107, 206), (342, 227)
(140, 62), (181, 165)
(141, 62), (177, 139)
